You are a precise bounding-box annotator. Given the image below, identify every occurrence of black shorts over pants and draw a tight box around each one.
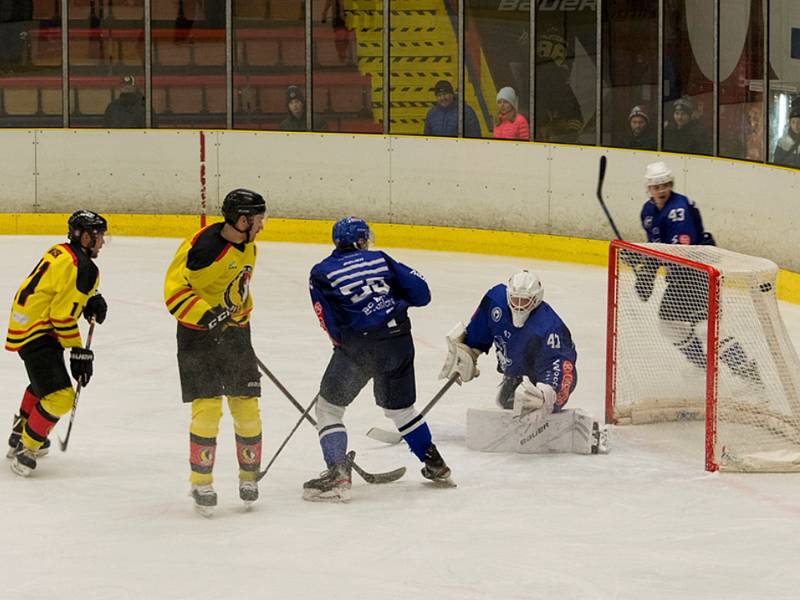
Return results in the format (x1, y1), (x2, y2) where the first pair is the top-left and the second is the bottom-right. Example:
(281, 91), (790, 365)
(18, 335), (72, 398)
(320, 331), (416, 410)
(176, 324), (261, 403)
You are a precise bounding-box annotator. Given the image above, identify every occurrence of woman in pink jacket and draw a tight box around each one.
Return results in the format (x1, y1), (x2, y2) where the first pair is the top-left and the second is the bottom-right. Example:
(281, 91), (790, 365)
(493, 86), (529, 140)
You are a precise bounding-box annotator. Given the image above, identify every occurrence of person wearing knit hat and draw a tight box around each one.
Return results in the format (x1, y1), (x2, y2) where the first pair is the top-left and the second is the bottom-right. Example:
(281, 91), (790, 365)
(423, 80), (481, 137)
(773, 100), (800, 168)
(623, 105), (656, 150)
(664, 96), (711, 155)
(280, 85), (307, 131)
(493, 86), (528, 140)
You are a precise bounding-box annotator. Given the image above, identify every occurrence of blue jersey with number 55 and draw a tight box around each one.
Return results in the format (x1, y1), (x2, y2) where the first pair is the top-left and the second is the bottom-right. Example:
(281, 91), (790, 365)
(464, 284), (577, 406)
(640, 191), (701, 245)
(310, 248), (431, 344)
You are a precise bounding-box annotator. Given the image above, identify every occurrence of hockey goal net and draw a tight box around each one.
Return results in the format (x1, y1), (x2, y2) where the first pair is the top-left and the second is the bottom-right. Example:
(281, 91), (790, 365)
(606, 240), (800, 472)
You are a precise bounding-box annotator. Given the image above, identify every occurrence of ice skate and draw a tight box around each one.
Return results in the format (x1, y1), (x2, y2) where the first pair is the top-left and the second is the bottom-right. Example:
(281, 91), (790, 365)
(190, 484), (217, 518)
(239, 479), (258, 507)
(10, 446), (37, 477)
(302, 460), (352, 503)
(591, 422), (610, 455)
(6, 415), (50, 460)
(421, 444), (456, 487)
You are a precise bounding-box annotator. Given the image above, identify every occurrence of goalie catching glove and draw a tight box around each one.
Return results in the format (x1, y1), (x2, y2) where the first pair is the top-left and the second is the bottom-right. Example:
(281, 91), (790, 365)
(512, 377), (556, 419)
(438, 322), (481, 383)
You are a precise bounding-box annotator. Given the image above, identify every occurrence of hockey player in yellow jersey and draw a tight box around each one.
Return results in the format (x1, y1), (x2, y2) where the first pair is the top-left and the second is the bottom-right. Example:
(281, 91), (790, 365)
(6, 210), (108, 476)
(164, 188), (267, 516)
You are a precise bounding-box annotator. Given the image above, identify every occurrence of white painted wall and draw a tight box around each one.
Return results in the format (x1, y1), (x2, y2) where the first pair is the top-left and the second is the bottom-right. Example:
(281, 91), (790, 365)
(1, 129), (798, 269)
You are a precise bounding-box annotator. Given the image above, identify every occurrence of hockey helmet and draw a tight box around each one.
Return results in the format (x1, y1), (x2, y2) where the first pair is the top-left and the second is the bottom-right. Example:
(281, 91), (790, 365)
(506, 270), (544, 328)
(68, 210), (108, 243)
(221, 189), (267, 225)
(644, 162), (674, 187)
(332, 217), (372, 250)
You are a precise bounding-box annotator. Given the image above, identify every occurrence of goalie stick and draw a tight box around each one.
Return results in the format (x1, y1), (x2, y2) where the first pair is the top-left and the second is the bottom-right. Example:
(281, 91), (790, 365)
(595, 155), (623, 240)
(256, 357), (406, 484)
(366, 373), (460, 445)
(58, 319), (96, 452)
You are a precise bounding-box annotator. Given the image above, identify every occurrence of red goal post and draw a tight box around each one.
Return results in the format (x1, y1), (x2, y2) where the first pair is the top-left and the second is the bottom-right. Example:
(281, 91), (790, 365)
(605, 240), (800, 472)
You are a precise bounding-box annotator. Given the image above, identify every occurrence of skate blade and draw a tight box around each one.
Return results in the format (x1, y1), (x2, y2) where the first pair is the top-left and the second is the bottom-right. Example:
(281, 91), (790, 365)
(9, 462), (33, 477)
(425, 477), (457, 488)
(194, 504), (215, 518)
(5, 447), (16, 459)
(302, 488), (351, 503)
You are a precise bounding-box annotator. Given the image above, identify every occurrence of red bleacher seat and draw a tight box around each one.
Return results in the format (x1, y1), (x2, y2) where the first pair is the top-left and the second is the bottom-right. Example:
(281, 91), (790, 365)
(338, 118), (382, 133)
(194, 42), (225, 66)
(280, 39), (305, 67)
(245, 39), (280, 67)
(152, 0), (201, 21)
(34, 0), (56, 19)
(169, 87), (204, 113)
(312, 88), (329, 113)
(314, 38), (353, 67)
(259, 87), (286, 114)
(205, 87), (226, 113)
(68, 0), (92, 20)
(234, 0), (268, 19)
(329, 86), (365, 113)
(156, 40), (192, 66)
(41, 89), (63, 115)
(118, 39), (144, 65)
(270, 0), (303, 21)
(69, 39), (104, 66)
(112, 2), (145, 20)
(76, 88), (112, 115)
(4, 90), (40, 116)
(32, 37), (62, 67)
(152, 87), (169, 113)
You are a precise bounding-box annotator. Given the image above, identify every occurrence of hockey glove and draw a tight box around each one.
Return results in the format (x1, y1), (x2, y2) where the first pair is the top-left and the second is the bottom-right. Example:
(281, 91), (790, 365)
(512, 378), (555, 419)
(438, 322), (480, 382)
(70, 347), (94, 387)
(199, 306), (234, 344)
(84, 293), (107, 324)
(633, 257), (659, 302)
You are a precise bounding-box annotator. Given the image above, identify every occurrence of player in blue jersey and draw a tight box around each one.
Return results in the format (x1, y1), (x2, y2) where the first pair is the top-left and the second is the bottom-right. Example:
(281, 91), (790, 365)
(635, 161), (761, 383)
(303, 217), (453, 501)
(440, 270), (608, 454)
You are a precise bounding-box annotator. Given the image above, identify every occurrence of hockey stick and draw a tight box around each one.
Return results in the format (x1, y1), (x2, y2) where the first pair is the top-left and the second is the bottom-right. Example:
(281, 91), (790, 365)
(255, 394), (317, 482)
(365, 373), (461, 445)
(58, 319), (96, 452)
(596, 155), (623, 240)
(256, 357), (406, 484)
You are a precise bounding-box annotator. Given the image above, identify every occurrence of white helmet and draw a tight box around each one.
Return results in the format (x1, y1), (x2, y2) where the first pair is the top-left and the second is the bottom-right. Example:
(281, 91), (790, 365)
(644, 161), (674, 187)
(506, 270), (544, 328)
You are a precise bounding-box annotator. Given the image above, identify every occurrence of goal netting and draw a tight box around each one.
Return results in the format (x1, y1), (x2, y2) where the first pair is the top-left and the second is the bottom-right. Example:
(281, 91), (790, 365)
(606, 241), (800, 472)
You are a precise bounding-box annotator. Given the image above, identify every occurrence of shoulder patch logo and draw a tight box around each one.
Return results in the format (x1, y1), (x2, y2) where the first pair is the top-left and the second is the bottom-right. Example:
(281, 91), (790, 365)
(48, 247), (62, 258)
(491, 306), (502, 322)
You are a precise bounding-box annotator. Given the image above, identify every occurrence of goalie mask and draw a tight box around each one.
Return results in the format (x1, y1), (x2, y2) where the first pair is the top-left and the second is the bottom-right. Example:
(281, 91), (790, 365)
(506, 270), (544, 328)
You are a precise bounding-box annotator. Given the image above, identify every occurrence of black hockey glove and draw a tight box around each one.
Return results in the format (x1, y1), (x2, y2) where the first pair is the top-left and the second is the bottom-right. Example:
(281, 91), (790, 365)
(84, 293), (108, 324)
(70, 347), (94, 387)
(634, 259), (658, 302)
(199, 306), (234, 344)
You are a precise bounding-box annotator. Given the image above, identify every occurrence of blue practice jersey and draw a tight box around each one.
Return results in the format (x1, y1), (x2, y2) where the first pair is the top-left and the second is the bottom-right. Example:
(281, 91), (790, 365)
(640, 191), (701, 245)
(464, 284), (577, 406)
(310, 248), (431, 344)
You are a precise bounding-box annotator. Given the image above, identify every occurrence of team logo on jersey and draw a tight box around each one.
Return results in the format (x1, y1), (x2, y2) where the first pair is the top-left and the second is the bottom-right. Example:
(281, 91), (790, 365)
(224, 265), (253, 311)
(227, 261), (238, 270)
(48, 247), (62, 258)
(11, 311), (28, 325)
(643, 216), (653, 229)
(491, 307), (502, 322)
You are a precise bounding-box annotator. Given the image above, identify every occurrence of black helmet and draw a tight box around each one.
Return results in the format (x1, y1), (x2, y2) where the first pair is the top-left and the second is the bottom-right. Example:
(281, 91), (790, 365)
(221, 189), (267, 225)
(68, 210), (108, 243)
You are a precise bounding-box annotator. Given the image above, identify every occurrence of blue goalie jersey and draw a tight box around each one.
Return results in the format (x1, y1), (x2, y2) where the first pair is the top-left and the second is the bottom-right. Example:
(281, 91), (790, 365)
(464, 284), (577, 407)
(309, 248), (431, 344)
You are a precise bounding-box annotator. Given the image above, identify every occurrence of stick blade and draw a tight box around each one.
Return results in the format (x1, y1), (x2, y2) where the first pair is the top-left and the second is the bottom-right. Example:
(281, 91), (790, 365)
(365, 427), (402, 445)
(58, 437), (68, 452)
(347, 451), (406, 484)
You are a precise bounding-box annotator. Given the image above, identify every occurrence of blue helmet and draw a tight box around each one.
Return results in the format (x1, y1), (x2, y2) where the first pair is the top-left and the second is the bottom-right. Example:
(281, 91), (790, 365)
(332, 217), (371, 250)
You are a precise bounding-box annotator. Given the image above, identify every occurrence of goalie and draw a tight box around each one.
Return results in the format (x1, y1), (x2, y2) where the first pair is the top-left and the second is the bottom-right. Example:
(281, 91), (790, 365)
(439, 269), (608, 455)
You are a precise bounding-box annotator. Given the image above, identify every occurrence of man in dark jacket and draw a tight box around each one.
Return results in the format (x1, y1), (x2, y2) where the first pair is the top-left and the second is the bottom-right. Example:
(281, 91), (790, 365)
(663, 97), (711, 155)
(622, 105), (656, 150)
(423, 80), (481, 138)
(103, 75), (145, 128)
(773, 104), (800, 168)
(279, 85), (326, 132)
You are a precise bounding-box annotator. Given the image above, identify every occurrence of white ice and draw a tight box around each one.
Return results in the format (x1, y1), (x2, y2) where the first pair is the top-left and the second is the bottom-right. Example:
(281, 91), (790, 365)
(1, 236), (799, 600)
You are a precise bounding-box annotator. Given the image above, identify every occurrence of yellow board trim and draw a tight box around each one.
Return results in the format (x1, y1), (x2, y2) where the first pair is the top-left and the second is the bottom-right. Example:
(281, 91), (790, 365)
(2, 212), (799, 304)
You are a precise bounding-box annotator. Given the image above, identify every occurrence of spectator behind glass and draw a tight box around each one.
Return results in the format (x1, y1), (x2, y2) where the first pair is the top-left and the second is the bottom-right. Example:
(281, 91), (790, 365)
(744, 104), (763, 161)
(423, 80), (481, 138)
(279, 86), (326, 132)
(493, 87), (529, 141)
(773, 104), (800, 168)
(623, 105), (656, 150)
(663, 96), (710, 155)
(103, 75), (145, 128)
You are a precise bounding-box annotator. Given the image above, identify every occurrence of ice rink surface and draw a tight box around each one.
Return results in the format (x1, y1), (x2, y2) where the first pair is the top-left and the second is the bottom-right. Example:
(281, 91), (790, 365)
(1, 235), (799, 600)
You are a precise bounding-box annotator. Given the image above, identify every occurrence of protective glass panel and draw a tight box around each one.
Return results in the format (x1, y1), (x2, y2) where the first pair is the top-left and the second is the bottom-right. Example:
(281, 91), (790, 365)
(719, 0), (764, 161)
(602, 0), (657, 148)
(0, 2), (63, 127)
(464, 0), (528, 140)
(232, 0), (305, 131)
(768, 0), (800, 168)
(151, 0), (226, 128)
(312, 0), (381, 133)
(68, 0), (146, 128)
(662, 0), (713, 156)
(535, 1), (596, 145)
(390, 1), (460, 137)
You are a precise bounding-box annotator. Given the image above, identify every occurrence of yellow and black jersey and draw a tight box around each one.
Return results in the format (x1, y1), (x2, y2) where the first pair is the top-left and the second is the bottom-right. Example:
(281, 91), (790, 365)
(6, 242), (99, 352)
(164, 223), (257, 329)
